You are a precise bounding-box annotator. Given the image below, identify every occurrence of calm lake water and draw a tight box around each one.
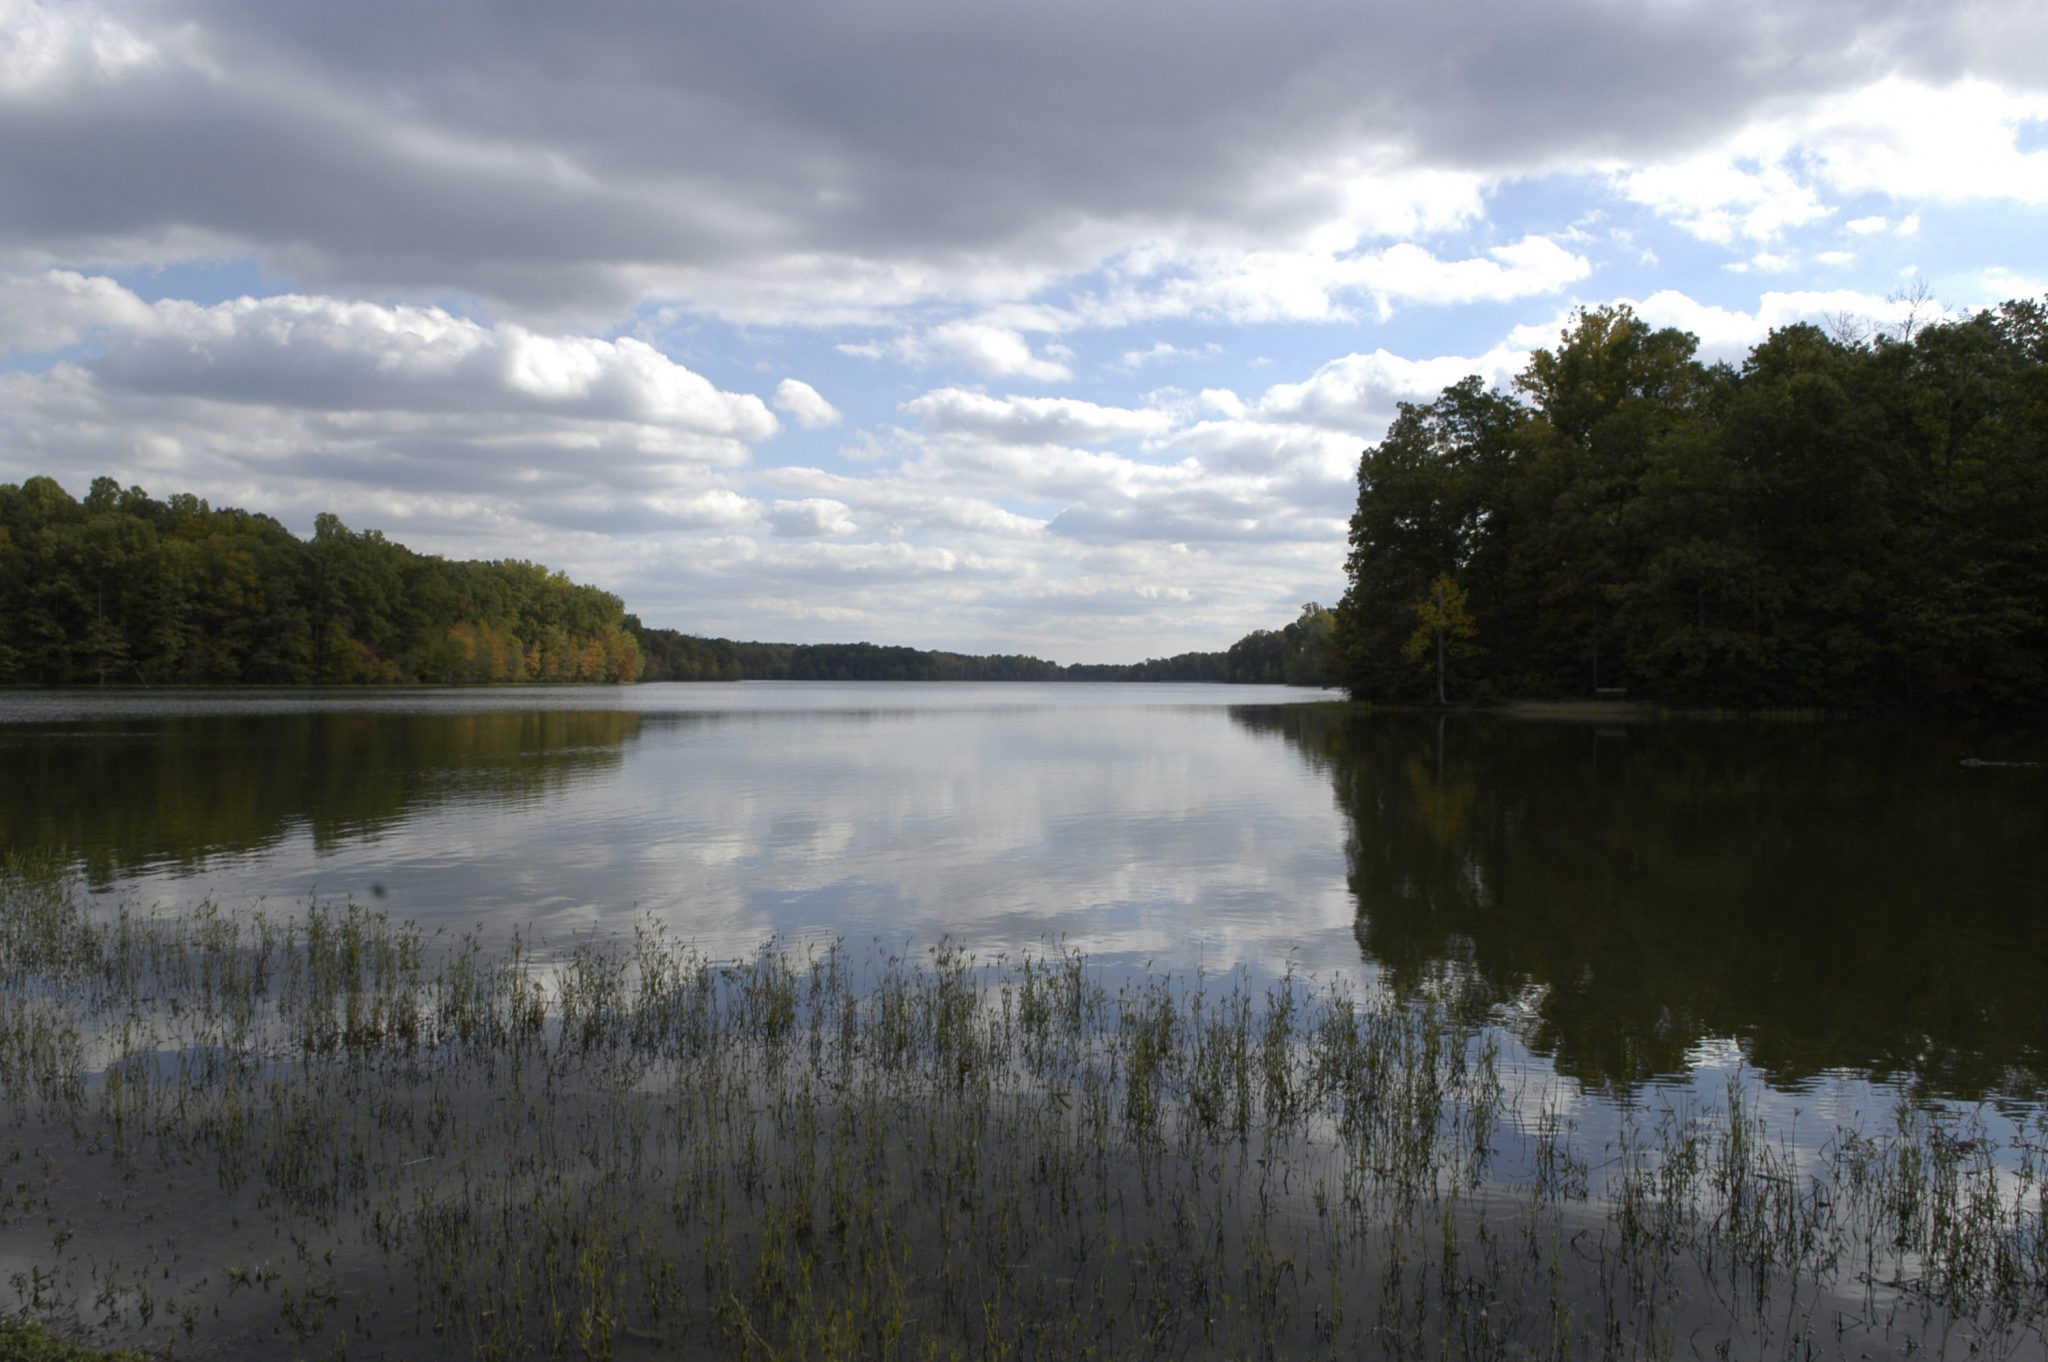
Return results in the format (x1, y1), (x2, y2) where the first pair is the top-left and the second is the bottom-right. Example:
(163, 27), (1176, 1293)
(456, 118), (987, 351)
(5, 682), (2045, 1107)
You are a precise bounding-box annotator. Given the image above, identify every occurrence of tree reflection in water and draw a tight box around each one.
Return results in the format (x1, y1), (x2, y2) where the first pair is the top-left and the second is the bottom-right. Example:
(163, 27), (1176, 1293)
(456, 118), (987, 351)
(1237, 705), (2048, 1102)
(1, 708), (643, 886)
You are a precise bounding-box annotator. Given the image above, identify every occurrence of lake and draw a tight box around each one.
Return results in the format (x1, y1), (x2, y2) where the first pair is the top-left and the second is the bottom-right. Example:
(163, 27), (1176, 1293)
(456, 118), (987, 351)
(4, 681), (2044, 1106)
(7, 683), (2048, 1359)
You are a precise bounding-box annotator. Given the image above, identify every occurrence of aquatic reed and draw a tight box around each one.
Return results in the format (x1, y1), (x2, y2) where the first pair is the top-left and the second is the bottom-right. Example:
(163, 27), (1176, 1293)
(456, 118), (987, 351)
(1, 857), (2042, 1360)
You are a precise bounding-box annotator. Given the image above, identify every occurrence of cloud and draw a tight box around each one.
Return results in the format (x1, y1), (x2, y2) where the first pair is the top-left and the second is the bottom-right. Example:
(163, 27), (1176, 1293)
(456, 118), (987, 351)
(1616, 154), (1833, 244)
(1117, 340), (1221, 369)
(902, 389), (1174, 447)
(4, 0), (2044, 664)
(759, 466), (1046, 539)
(924, 322), (1072, 381)
(7, 0), (2041, 327)
(620, 488), (760, 532)
(0, 276), (785, 547)
(1054, 236), (1591, 329)
(1978, 266), (2047, 300)
(1250, 347), (1527, 437)
(843, 322), (1074, 381)
(1805, 79), (2048, 205)
(47, 285), (776, 442)
(767, 497), (858, 537)
(772, 378), (842, 429)
(0, 268), (158, 355)
(1613, 77), (2048, 252)
(0, 295), (1366, 661)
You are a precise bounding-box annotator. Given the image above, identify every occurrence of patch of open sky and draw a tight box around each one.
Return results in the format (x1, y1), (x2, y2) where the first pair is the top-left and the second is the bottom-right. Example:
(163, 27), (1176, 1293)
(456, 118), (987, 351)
(0, 344), (90, 377)
(108, 254), (294, 307)
(2016, 117), (2048, 155)
(1911, 201), (2048, 304)
(1484, 168), (1618, 234)
(1192, 311), (1503, 394)
(639, 309), (915, 440)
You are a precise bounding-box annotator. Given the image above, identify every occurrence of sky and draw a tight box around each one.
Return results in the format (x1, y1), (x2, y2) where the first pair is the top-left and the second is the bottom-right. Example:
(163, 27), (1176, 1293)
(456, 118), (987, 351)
(3, 0), (2046, 663)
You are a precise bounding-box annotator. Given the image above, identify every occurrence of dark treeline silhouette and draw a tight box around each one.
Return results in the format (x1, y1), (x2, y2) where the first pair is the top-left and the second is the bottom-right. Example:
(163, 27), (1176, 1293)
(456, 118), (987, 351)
(1059, 651), (1226, 682)
(631, 627), (1063, 681)
(1335, 301), (2048, 713)
(631, 622), (1234, 683)
(0, 476), (643, 685)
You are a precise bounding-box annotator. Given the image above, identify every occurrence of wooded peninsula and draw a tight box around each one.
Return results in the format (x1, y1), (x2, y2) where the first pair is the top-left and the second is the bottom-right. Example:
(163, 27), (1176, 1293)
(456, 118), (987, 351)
(4, 300), (2042, 710)
(1331, 302), (2048, 714)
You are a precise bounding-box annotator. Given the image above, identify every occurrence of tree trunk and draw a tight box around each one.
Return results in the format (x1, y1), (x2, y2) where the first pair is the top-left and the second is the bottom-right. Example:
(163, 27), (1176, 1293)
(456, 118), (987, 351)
(1435, 580), (1448, 705)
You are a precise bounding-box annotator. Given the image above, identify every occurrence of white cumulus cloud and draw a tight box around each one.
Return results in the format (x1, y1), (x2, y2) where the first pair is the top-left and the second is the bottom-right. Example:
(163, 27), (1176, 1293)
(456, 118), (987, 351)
(768, 497), (859, 537)
(772, 378), (843, 429)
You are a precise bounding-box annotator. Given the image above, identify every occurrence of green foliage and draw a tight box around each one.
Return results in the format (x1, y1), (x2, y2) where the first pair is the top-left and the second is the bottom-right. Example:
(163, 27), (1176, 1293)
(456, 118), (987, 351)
(1402, 575), (1478, 703)
(1220, 602), (1336, 685)
(0, 1316), (148, 1362)
(0, 478), (643, 686)
(1332, 301), (2048, 713)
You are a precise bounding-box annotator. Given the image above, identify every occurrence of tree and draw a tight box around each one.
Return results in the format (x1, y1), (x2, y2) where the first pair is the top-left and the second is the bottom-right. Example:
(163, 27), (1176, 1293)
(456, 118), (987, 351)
(1282, 603), (1335, 686)
(1403, 575), (1478, 704)
(1334, 383), (1509, 700)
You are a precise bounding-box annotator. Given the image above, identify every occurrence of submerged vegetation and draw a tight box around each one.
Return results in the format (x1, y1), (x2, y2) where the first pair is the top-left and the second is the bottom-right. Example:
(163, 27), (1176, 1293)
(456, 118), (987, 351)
(3, 859), (2043, 1360)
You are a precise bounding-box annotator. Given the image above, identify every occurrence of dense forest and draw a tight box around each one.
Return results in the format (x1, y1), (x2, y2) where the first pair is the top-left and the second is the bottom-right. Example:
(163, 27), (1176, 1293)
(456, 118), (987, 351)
(0, 476), (643, 685)
(1334, 301), (2048, 713)
(630, 622), (1243, 683)
(1216, 603), (1334, 685)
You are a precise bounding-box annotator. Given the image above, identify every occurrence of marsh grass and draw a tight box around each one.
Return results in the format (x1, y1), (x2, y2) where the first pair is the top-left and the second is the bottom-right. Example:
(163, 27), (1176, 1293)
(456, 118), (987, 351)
(1, 856), (2043, 1360)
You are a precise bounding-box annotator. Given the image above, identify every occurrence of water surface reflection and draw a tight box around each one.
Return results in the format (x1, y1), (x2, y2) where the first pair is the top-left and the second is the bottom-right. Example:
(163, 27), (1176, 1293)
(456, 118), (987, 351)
(3, 684), (1354, 968)
(1245, 707), (2048, 1102)
(2, 707), (641, 885)
(10, 687), (2043, 1108)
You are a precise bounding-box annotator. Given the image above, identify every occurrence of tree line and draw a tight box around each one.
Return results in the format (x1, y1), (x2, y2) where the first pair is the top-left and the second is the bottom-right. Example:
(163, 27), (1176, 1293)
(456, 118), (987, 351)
(630, 625), (1258, 683)
(0, 476), (643, 685)
(1216, 603), (1334, 686)
(1, 473), (1335, 687)
(1334, 301), (2048, 713)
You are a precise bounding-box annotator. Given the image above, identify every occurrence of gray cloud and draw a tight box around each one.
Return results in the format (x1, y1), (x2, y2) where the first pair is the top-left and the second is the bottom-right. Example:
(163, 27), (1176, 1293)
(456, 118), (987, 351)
(8, 0), (2038, 321)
